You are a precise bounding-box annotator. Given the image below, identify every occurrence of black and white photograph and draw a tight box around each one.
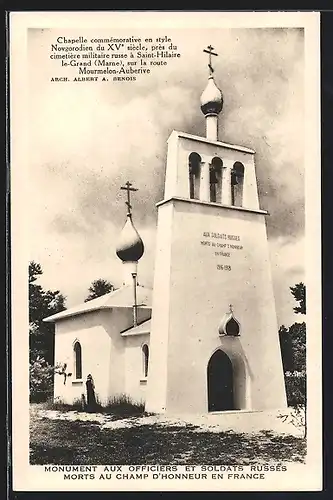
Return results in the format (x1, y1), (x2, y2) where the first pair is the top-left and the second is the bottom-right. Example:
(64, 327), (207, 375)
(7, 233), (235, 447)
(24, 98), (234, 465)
(9, 11), (321, 492)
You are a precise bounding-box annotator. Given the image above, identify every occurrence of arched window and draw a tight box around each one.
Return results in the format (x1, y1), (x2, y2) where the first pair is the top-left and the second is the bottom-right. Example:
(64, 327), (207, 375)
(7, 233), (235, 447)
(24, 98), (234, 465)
(142, 344), (149, 378)
(188, 152), (201, 200)
(231, 162), (245, 207)
(210, 157), (223, 203)
(73, 341), (82, 379)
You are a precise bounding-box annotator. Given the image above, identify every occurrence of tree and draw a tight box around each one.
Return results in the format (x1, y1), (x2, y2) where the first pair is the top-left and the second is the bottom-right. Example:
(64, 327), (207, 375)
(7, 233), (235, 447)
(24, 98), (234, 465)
(279, 325), (294, 373)
(30, 355), (55, 402)
(288, 322), (306, 372)
(279, 283), (306, 374)
(290, 282), (306, 315)
(279, 282), (306, 421)
(288, 282), (306, 372)
(29, 261), (42, 283)
(84, 279), (115, 302)
(29, 261), (66, 365)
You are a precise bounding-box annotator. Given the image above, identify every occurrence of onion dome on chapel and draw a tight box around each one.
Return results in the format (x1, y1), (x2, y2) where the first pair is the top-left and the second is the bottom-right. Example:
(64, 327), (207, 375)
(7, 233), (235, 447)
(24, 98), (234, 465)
(200, 75), (223, 116)
(116, 214), (144, 262)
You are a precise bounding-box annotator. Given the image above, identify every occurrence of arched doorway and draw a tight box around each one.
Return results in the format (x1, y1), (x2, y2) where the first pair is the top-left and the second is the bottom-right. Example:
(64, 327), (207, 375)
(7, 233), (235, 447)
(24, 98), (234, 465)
(207, 350), (234, 412)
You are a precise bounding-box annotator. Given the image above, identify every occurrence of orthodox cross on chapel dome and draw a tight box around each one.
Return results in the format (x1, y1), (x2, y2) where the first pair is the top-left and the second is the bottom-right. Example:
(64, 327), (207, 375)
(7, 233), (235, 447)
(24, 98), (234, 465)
(203, 45), (218, 75)
(229, 304), (233, 314)
(120, 181), (138, 217)
(116, 180), (144, 264)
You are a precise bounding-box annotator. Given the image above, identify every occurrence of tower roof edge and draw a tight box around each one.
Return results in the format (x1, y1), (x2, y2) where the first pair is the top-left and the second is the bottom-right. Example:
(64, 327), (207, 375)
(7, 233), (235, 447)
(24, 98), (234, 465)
(167, 131), (255, 154)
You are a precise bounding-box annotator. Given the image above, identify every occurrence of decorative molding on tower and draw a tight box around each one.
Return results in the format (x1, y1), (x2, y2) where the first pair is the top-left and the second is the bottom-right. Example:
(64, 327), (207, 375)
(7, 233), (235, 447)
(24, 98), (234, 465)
(218, 305), (241, 336)
(155, 196), (268, 215)
(166, 131), (255, 155)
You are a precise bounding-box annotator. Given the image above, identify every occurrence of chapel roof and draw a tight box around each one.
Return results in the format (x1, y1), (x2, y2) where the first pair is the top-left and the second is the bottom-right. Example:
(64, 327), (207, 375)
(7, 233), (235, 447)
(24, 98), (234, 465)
(121, 318), (151, 337)
(43, 284), (152, 323)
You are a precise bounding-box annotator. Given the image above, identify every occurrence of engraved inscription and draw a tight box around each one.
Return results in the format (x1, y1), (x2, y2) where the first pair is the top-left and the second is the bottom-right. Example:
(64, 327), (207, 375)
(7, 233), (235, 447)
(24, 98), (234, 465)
(200, 231), (244, 271)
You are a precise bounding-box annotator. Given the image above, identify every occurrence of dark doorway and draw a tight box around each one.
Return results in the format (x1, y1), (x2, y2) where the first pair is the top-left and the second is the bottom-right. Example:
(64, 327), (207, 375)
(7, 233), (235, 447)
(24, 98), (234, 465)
(207, 350), (234, 412)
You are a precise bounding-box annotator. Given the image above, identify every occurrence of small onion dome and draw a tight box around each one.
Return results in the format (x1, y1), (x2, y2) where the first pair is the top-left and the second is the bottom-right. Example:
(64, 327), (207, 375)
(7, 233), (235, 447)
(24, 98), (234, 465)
(116, 215), (144, 262)
(200, 76), (223, 116)
(218, 311), (240, 336)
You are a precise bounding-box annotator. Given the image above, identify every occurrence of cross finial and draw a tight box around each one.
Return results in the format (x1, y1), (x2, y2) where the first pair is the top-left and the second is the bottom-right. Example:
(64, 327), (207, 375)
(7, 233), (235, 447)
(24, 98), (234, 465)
(120, 181), (138, 217)
(203, 45), (218, 75)
(229, 304), (233, 313)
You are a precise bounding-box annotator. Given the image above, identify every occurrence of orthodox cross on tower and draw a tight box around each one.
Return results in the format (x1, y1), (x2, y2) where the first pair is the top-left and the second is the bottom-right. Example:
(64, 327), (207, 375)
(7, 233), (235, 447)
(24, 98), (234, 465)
(120, 181), (138, 216)
(203, 45), (218, 75)
(229, 304), (233, 314)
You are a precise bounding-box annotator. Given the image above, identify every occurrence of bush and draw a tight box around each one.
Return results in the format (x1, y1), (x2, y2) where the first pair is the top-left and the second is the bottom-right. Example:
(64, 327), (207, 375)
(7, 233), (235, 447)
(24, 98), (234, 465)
(104, 394), (145, 417)
(279, 371), (306, 437)
(30, 356), (54, 402)
(284, 371), (306, 407)
(42, 393), (145, 418)
(41, 394), (145, 418)
(44, 397), (86, 412)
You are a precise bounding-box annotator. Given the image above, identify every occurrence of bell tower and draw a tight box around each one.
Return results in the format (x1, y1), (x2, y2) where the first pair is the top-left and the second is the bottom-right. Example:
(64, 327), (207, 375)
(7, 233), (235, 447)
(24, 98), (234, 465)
(145, 47), (287, 415)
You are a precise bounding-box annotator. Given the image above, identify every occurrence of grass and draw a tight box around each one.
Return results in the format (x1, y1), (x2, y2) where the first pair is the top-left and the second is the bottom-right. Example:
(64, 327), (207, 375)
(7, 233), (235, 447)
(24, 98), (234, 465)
(43, 394), (146, 418)
(103, 394), (145, 417)
(30, 407), (306, 465)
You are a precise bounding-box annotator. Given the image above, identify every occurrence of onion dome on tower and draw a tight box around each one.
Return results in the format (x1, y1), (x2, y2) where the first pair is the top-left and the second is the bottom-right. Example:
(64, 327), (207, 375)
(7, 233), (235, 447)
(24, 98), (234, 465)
(200, 45), (223, 141)
(200, 75), (223, 116)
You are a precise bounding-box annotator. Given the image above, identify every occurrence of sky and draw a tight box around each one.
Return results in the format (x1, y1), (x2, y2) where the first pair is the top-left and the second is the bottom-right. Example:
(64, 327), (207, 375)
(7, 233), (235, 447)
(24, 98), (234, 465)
(27, 26), (305, 327)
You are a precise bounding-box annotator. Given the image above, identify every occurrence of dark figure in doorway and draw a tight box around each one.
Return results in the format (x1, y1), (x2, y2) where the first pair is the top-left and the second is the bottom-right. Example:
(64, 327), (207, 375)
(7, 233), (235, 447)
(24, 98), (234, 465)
(86, 374), (97, 412)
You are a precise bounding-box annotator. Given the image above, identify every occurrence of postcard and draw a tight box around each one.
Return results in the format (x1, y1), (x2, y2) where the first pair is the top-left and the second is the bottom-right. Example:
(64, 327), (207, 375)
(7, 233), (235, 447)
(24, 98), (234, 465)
(9, 10), (321, 492)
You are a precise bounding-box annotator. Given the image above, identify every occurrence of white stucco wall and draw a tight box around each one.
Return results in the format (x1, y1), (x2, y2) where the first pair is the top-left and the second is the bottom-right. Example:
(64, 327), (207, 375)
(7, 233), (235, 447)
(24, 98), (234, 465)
(53, 311), (112, 405)
(124, 334), (150, 404)
(53, 306), (151, 406)
(145, 203), (173, 413)
(146, 198), (287, 414)
(164, 132), (259, 210)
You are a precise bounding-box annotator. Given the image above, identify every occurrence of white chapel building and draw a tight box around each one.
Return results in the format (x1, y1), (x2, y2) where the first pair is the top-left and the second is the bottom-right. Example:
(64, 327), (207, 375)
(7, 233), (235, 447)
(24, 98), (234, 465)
(44, 48), (287, 414)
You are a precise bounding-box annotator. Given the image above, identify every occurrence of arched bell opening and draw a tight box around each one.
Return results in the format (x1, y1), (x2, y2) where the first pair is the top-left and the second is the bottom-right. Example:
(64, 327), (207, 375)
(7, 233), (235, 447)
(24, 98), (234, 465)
(231, 161), (245, 207)
(210, 157), (223, 203)
(188, 152), (201, 200)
